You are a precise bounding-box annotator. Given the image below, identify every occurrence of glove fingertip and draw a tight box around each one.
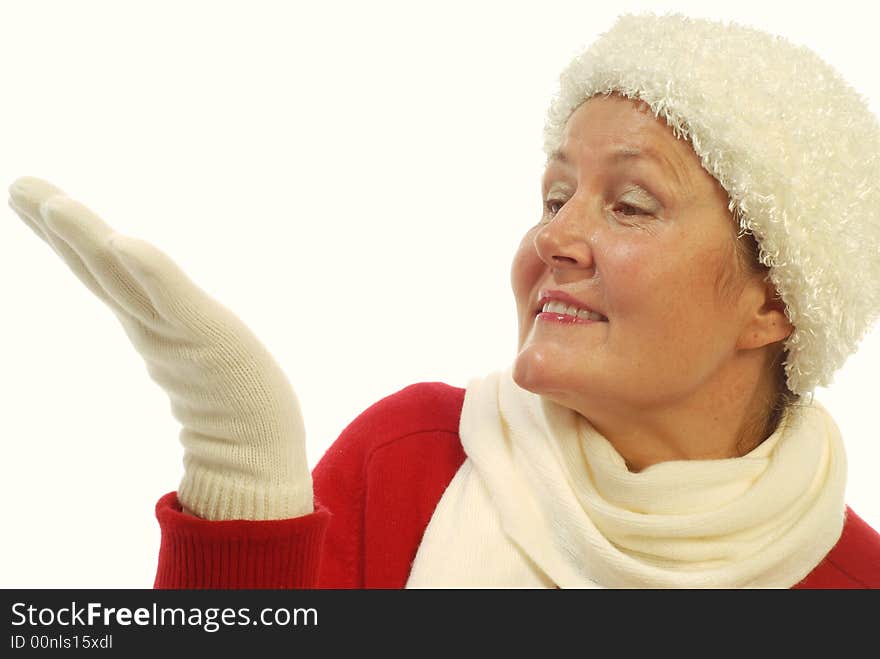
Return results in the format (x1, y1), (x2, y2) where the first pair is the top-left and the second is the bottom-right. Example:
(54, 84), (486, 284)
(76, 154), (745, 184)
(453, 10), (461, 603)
(38, 194), (72, 224)
(9, 176), (66, 204)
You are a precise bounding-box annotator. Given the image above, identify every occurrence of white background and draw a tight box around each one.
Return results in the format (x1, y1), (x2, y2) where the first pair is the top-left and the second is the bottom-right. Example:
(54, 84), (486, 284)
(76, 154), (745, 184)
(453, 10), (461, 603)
(2, 0), (878, 587)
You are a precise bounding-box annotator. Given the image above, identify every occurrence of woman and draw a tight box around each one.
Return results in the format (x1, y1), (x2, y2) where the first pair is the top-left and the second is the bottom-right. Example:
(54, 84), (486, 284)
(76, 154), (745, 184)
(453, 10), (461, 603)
(9, 13), (880, 588)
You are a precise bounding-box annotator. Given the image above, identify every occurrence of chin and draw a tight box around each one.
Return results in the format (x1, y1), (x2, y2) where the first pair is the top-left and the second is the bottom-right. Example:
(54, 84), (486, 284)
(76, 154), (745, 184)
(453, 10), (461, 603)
(513, 343), (575, 397)
(513, 343), (613, 419)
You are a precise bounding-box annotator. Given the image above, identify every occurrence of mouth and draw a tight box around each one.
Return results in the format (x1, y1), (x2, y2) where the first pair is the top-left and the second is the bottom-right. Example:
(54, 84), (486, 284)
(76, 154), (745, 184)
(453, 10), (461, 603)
(533, 290), (608, 322)
(535, 301), (608, 323)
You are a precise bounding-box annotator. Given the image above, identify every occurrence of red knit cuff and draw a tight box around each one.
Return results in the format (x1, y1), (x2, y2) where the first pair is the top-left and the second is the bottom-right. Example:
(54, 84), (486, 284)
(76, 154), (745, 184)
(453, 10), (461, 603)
(153, 491), (330, 589)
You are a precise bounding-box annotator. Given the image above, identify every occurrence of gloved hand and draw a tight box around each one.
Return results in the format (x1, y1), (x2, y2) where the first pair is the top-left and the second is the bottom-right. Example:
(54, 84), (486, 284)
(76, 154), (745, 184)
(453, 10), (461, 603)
(8, 176), (313, 521)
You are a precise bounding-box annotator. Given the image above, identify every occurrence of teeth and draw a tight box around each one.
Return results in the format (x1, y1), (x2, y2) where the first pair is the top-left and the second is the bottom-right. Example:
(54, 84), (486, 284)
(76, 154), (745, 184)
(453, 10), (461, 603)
(542, 301), (605, 321)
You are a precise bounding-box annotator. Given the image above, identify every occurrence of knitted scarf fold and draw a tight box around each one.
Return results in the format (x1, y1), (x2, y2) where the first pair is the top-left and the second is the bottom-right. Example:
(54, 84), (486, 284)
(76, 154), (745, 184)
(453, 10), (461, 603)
(406, 366), (847, 588)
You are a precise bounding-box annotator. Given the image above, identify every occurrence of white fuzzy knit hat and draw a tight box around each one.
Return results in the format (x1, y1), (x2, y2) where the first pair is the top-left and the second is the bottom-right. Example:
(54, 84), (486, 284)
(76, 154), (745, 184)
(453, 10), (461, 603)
(543, 12), (880, 397)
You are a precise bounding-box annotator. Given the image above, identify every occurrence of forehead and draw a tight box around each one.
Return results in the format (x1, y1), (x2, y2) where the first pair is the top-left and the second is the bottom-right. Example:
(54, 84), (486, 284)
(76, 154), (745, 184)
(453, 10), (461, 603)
(559, 94), (679, 152)
(547, 94), (700, 193)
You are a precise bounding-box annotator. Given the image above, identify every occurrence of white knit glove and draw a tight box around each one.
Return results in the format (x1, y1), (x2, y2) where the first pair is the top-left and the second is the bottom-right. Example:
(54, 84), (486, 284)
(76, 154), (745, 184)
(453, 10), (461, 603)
(8, 176), (313, 521)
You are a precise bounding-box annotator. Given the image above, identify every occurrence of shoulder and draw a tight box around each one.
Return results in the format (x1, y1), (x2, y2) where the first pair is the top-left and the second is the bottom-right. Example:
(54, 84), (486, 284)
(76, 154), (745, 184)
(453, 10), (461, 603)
(309, 382), (466, 587)
(340, 381), (466, 443)
(795, 507), (880, 588)
(314, 381), (466, 480)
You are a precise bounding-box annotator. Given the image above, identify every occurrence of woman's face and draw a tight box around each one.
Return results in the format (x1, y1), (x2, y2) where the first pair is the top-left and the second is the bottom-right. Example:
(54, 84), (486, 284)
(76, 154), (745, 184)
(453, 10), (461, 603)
(511, 93), (765, 417)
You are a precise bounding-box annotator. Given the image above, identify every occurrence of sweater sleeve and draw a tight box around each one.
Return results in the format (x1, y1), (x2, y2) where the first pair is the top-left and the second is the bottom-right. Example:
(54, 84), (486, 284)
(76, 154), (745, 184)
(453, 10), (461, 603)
(153, 492), (330, 589)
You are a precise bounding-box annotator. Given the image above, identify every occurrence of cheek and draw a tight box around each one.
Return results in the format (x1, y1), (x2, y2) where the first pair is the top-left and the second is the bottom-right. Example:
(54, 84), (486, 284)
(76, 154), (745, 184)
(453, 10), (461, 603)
(610, 241), (734, 346)
(604, 241), (708, 323)
(510, 230), (543, 306)
(600, 241), (663, 309)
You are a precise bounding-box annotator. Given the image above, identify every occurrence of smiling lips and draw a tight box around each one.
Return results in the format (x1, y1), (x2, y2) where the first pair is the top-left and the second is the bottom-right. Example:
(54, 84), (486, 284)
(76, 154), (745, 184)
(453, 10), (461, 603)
(539, 301), (607, 323)
(536, 289), (608, 324)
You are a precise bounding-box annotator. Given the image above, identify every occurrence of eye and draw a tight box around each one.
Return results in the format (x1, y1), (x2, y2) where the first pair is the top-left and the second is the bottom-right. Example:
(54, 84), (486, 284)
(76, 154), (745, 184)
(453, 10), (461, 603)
(543, 199), (566, 217)
(613, 203), (648, 217)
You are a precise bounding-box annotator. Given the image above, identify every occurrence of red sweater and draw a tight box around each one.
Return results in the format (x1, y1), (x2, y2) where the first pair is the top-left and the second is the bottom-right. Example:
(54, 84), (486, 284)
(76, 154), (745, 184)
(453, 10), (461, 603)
(154, 382), (880, 589)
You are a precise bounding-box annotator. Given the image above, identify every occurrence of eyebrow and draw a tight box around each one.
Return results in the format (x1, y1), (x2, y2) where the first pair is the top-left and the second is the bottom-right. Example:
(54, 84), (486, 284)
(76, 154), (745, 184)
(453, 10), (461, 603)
(548, 145), (690, 192)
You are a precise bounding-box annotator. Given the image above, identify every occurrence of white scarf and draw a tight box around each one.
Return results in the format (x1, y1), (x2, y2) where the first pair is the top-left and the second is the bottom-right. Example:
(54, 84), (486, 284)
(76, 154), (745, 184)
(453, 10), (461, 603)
(406, 366), (847, 588)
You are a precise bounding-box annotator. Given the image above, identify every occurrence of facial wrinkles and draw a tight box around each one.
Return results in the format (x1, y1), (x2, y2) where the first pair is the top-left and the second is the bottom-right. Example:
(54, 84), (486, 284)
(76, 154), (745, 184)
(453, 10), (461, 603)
(616, 144), (693, 200)
(541, 164), (670, 234)
(549, 153), (688, 208)
(619, 186), (661, 213)
(548, 105), (697, 200)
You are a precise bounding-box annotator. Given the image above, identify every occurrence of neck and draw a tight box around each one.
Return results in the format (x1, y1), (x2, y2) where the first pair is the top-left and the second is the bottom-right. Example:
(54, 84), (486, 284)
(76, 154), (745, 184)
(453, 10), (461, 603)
(563, 349), (778, 473)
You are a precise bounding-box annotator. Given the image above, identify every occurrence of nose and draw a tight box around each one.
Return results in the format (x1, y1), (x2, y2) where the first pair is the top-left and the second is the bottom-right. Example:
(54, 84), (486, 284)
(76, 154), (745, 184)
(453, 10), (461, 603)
(533, 198), (596, 271)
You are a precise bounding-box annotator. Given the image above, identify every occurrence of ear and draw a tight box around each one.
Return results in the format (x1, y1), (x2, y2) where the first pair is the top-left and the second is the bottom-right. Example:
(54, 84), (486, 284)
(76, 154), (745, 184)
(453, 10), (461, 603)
(735, 275), (794, 351)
